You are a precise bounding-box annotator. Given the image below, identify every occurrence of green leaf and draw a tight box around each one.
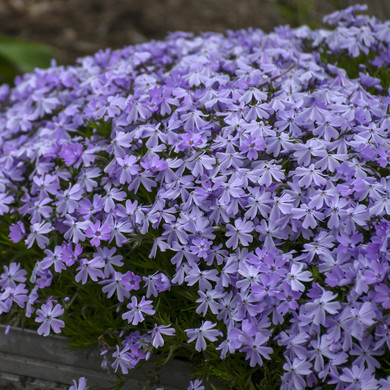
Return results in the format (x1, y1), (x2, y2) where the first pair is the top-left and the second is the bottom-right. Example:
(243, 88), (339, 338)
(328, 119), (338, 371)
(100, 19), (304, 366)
(0, 35), (55, 72)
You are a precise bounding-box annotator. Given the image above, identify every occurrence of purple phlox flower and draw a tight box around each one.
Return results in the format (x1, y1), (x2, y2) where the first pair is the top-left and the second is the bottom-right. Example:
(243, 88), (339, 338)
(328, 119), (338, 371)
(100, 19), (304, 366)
(122, 296), (155, 325)
(181, 110), (209, 131)
(251, 273), (280, 300)
(226, 218), (254, 249)
(185, 320), (222, 352)
(314, 149), (348, 173)
(28, 197), (52, 224)
(245, 187), (272, 220)
(85, 219), (112, 247)
(56, 183), (83, 215)
(9, 221), (26, 243)
(100, 271), (130, 302)
(340, 302), (376, 340)
(351, 336), (382, 370)
(374, 283), (390, 309)
(282, 357), (312, 390)
(189, 237), (212, 259)
(196, 289), (224, 316)
(0, 263), (26, 289)
(69, 377), (88, 390)
(154, 272), (171, 293)
(30, 91), (59, 118)
(25, 221), (53, 249)
(377, 147), (390, 168)
(103, 184), (126, 212)
(0, 192), (13, 215)
(116, 155), (139, 184)
(106, 130), (133, 157)
(93, 246), (123, 277)
(337, 177), (366, 197)
(126, 99), (151, 124)
(236, 262), (261, 292)
(312, 115), (342, 141)
(256, 218), (288, 250)
(63, 214), (90, 244)
(109, 219), (132, 247)
(142, 272), (160, 298)
(121, 271), (141, 292)
(340, 365), (378, 390)
(41, 246), (67, 273)
(141, 156), (168, 173)
(177, 132), (205, 151)
(308, 335), (336, 373)
(219, 178), (246, 206)
(62, 243), (83, 267)
(185, 215), (215, 240)
(185, 263), (219, 291)
(374, 324), (390, 351)
(336, 231), (362, 256)
(111, 345), (134, 374)
(187, 379), (205, 390)
(294, 164), (327, 188)
(286, 263), (312, 292)
(291, 204), (324, 230)
(304, 290), (340, 325)
(77, 167), (100, 192)
(254, 161), (285, 187)
(278, 330), (309, 361)
(216, 147), (245, 171)
(59, 143), (84, 168)
(239, 135), (266, 160)
(242, 332), (273, 367)
(77, 195), (104, 218)
(116, 199), (144, 225)
(363, 260), (388, 285)
(379, 377), (390, 390)
(149, 323), (176, 348)
(0, 284), (28, 309)
(128, 169), (157, 193)
(318, 349), (348, 382)
(75, 257), (104, 285)
(342, 204), (369, 234)
(302, 231), (335, 263)
(324, 195), (350, 229)
(269, 193), (295, 220)
(35, 301), (65, 336)
(293, 140), (324, 167)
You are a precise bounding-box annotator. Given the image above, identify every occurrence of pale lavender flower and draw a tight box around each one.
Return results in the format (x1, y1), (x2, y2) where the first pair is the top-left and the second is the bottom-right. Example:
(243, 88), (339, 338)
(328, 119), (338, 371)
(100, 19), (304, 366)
(185, 321), (222, 352)
(35, 301), (65, 336)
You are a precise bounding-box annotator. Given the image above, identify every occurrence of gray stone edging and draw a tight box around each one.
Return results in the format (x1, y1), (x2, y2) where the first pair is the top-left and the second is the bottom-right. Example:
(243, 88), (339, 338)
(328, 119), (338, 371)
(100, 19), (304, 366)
(0, 325), (193, 389)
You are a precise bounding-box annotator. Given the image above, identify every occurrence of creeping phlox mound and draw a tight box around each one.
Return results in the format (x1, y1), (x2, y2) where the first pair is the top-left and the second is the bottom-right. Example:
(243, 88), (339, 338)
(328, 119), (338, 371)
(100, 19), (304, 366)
(0, 4), (390, 389)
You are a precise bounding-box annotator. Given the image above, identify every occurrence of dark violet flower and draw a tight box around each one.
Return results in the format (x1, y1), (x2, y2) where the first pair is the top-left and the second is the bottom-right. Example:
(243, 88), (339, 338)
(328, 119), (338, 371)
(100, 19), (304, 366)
(8, 221), (26, 243)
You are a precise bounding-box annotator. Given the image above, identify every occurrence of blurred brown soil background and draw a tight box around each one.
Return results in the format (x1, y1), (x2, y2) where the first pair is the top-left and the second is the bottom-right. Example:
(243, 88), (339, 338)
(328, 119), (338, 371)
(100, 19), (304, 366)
(0, 0), (389, 65)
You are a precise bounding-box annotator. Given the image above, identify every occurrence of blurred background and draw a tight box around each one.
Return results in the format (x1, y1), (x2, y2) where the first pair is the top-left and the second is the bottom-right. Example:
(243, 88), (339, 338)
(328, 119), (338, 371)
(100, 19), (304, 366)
(0, 0), (388, 81)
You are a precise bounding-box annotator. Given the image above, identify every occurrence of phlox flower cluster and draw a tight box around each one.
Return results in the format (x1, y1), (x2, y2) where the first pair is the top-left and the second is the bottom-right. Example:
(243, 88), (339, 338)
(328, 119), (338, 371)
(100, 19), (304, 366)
(0, 4), (389, 389)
